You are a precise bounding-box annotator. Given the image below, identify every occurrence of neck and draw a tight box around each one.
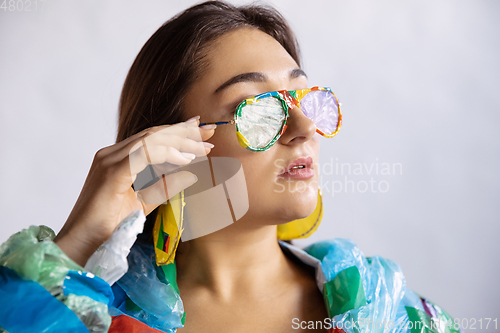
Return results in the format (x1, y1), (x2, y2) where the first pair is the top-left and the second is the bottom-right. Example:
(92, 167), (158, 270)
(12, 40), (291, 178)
(175, 218), (295, 302)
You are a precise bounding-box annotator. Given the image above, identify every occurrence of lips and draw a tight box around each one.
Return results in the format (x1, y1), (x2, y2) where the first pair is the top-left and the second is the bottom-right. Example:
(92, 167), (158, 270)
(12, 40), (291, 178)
(277, 156), (314, 179)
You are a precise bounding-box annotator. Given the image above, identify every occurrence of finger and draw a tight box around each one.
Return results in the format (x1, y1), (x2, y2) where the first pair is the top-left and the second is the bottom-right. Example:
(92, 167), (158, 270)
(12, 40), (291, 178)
(103, 124), (175, 155)
(154, 123), (216, 142)
(142, 134), (210, 157)
(137, 171), (198, 211)
(129, 136), (211, 165)
(99, 129), (213, 193)
(152, 162), (179, 179)
(198, 125), (217, 141)
(94, 118), (217, 173)
(111, 125), (212, 163)
(103, 118), (202, 155)
(127, 143), (199, 177)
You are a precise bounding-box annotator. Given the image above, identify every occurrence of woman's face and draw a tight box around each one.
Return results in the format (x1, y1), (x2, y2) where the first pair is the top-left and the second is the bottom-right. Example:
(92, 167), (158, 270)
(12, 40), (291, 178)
(183, 27), (320, 226)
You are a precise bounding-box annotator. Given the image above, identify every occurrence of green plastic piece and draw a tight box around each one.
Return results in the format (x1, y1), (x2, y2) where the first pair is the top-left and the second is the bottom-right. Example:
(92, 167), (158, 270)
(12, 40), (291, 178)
(406, 306), (438, 333)
(161, 262), (180, 295)
(161, 262), (185, 325)
(406, 296), (461, 333)
(322, 265), (367, 318)
(154, 260), (185, 325)
(405, 306), (460, 333)
(0, 225), (82, 289)
(156, 217), (165, 251)
(125, 296), (142, 312)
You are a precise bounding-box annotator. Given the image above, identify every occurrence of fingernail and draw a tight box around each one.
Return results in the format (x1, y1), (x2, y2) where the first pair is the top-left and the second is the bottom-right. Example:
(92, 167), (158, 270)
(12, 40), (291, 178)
(186, 115), (200, 123)
(192, 174), (198, 183)
(202, 142), (214, 148)
(200, 124), (217, 129)
(181, 152), (196, 160)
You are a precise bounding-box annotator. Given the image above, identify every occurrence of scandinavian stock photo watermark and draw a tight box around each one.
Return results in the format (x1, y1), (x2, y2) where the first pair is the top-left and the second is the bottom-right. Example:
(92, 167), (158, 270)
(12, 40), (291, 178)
(274, 157), (403, 196)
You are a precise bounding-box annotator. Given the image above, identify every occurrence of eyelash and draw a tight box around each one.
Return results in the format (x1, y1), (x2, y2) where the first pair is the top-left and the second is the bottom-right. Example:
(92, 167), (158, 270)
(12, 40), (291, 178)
(230, 101), (241, 115)
(229, 95), (252, 116)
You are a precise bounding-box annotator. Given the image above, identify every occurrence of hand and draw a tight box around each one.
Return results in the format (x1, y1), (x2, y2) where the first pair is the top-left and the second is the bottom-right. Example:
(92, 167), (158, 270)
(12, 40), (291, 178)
(54, 116), (215, 266)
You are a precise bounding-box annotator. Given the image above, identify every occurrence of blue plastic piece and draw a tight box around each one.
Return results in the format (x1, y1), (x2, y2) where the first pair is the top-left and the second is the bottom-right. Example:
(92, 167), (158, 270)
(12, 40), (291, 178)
(63, 270), (114, 306)
(109, 241), (184, 331)
(0, 265), (88, 333)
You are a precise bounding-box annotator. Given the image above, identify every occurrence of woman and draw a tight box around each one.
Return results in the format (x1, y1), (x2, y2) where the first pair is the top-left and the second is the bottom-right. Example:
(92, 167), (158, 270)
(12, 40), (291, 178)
(0, 1), (458, 333)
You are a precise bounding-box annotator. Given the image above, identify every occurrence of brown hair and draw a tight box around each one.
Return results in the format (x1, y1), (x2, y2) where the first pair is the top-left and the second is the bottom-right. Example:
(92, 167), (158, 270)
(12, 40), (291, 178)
(116, 0), (302, 235)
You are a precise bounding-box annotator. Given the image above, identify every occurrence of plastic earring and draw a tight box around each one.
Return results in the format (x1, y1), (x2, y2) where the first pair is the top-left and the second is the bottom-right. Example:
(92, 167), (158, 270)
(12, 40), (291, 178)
(153, 191), (185, 265)
(277, 189), (323, 240)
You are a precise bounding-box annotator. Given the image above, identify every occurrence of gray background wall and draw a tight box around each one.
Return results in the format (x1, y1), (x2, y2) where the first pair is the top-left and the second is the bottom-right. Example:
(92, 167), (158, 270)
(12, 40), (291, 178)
(0, 0), (498, 330)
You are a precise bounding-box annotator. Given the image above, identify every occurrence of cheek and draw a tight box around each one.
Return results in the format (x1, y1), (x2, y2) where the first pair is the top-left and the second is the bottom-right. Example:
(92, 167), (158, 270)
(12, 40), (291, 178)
(207, 125), (239, 155)
(206, 126), (265, 183)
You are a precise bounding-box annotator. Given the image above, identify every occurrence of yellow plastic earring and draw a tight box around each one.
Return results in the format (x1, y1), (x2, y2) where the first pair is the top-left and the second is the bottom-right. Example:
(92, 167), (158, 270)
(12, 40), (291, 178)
(277, 189), (323, 240)
(153, 191), (185, 266)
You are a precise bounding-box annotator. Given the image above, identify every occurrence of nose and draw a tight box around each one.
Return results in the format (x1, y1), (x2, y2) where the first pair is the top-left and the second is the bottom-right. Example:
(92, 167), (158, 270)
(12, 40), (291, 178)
(277, 104), (317, 146)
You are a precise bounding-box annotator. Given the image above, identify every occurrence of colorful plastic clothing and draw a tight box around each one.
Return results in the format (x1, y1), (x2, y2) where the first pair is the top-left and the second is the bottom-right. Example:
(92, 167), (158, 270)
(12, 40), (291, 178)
(0, 213), (460, 333)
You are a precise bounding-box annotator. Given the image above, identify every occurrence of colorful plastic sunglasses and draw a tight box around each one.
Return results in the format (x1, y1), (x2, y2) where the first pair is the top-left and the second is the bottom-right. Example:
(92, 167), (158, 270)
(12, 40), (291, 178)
(199, 86), (342, 151)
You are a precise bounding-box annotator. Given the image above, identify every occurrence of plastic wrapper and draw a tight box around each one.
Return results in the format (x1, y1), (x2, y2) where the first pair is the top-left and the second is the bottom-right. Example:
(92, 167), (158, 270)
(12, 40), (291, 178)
(303, 239), (459, 333)
(0, 265), (89, 332)
(65, 293), (110, 332)
(109, 239), (184, 331)
(0, 225), (79, 287)
(85, 209), (146, 285)
(0, 225), (112, 332)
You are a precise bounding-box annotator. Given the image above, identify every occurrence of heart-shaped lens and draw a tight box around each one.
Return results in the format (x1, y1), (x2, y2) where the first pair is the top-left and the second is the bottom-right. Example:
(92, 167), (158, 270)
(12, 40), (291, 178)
(300, 90), (339, 135)
(237, 97), (286, 149)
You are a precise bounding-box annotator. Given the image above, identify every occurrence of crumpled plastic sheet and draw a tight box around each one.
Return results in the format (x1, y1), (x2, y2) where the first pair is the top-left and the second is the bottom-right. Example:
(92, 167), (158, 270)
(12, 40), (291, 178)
(303, 238), (459, 333)
(0, 265), (89, 333)
(304, 238), (407, 333)
(109, 240), (184, 331)
(0, 225), (111, 332)
(85, 209), (146, 286)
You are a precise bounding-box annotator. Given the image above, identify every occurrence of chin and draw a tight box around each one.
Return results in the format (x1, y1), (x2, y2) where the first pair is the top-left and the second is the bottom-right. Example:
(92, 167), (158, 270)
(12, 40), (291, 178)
(248, 180), (319, 224)
(278, 185), (318, 221)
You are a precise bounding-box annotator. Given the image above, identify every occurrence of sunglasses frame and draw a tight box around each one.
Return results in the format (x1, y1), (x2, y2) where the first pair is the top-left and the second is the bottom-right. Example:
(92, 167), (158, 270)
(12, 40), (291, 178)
(199, 86), (342, 152)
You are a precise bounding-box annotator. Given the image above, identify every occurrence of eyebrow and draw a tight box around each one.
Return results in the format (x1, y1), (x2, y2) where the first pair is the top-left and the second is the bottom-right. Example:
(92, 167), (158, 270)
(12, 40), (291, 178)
(214, 68), (308, 94)
(290, 68), (308, 79)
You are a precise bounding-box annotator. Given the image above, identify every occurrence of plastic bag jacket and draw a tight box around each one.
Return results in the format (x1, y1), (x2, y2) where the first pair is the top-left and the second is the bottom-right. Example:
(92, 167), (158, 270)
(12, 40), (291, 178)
(0, 211), (460, 333)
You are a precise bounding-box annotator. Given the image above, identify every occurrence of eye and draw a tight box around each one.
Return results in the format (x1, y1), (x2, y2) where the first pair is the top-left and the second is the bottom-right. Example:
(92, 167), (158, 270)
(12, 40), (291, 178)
(230, 101), (242, 115)
(227, 94), (254, 116)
